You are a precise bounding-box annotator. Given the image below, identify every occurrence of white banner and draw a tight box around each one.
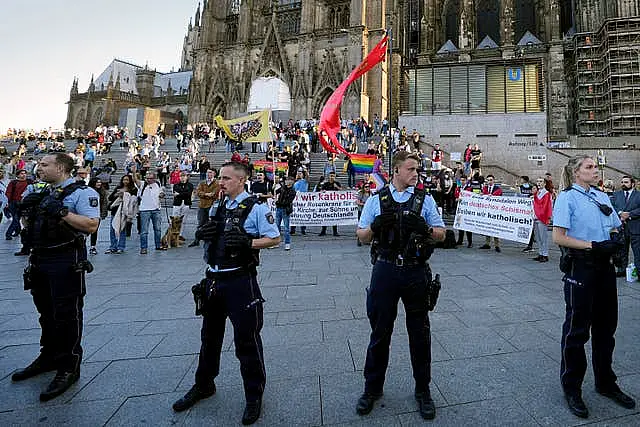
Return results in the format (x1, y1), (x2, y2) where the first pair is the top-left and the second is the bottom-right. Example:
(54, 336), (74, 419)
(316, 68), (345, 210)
(453, 191), (534, 244)
(268, 191), (359, 226)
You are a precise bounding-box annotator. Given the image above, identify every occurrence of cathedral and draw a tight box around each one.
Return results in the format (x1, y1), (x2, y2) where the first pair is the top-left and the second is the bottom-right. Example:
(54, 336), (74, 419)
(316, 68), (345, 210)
(67, 0), (640, 143)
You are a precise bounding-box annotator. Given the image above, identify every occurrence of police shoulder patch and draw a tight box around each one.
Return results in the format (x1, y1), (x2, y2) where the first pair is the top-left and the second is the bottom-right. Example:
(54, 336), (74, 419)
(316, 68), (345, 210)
(266, 212), (275, 224)
(89, 197), (99, 207)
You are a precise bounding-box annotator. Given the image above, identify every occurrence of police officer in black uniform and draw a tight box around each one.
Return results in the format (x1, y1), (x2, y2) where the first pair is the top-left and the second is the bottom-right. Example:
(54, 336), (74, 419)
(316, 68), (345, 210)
(356, 151), (446, 419)
(11, 153), (100, 401)
(553, 155), (636, 418)
(172, 161), (280, 425)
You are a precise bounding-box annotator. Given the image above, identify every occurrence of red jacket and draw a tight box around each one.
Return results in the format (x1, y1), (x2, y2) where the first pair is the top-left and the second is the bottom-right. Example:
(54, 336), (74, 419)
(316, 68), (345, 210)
(6, 179), (30, 202)
(533, 189), (553, 225)
(481, 184), (502, 196)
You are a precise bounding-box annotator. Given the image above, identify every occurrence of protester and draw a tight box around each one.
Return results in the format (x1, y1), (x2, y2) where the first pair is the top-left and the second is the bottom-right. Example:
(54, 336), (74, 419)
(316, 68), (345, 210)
(290, 170), (308, 236)
(274, 176), (296, 250)
(132, 167), (165, 254)
(479, 174), (502, 252)
(532, 177), (552, 262)
(318, 172), (342, 236)
(190, 169), (219, 247)
(5, 169), (30, 240)
(87, 177), (109, 255)
(105, 175), (138, 254)
(172, 172), (194, 239)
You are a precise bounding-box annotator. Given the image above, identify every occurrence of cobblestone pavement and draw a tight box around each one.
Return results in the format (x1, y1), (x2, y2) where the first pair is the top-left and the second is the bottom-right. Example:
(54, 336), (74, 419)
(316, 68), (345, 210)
(1, 219), (640, 426)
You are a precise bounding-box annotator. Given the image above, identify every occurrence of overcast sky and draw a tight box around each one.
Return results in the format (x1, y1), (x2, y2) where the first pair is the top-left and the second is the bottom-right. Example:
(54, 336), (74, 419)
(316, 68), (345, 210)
(0, 0), (200, 132)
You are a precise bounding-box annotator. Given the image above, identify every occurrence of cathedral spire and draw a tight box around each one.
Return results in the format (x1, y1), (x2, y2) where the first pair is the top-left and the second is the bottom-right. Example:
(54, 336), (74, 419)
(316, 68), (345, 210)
(70, 77), (78, 96)
(107, 70), (114, 88)
(189, 17), (192, 31)
(115, 72), (121, 91)
(89, 74), (95, 92)
(195, 2), (201, 27)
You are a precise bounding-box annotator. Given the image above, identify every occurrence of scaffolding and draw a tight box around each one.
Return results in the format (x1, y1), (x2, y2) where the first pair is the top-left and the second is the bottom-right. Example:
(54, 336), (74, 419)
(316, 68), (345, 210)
(572, 17), (640, 136)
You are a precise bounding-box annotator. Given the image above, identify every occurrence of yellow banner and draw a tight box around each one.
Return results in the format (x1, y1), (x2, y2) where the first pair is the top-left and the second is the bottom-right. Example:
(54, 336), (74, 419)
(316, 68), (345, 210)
(215, 110), (271, 142)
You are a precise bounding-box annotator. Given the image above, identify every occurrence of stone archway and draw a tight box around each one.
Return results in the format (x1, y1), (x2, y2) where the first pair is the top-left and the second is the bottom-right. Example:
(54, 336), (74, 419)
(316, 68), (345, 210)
(206, 96), (226, 123)
(247, 76), (291, 122)
(90, 107), (104, 129)
(312, 87), (334, 118)
(74, 108), (86, 129)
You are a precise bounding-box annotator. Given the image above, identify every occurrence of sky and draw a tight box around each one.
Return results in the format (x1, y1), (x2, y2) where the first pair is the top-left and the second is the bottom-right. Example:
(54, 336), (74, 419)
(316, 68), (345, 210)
(0, 0), (200, 133)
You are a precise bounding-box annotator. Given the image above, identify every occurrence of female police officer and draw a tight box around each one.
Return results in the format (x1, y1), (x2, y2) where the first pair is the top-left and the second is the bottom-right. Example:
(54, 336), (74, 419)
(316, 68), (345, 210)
(172, 161), (280, 425)
(552, 155), (635, 418)
(355, 151), (445, 420)
(11, 153), (100, 401)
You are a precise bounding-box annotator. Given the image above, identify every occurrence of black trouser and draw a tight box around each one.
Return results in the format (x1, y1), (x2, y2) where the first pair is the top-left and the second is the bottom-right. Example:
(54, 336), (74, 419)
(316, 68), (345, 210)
(561, 256), (618, 393)
(195, 271), (265, 402)
(457, 230), (472, 245)
(290, 226), (306, 234)
(364, 261), (431, 394)
(29, 250), (86, 373)
(320, 225), (338, 235)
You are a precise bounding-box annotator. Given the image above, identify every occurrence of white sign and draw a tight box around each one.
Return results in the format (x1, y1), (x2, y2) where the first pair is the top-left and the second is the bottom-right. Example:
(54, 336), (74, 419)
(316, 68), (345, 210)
(269, 191), (359, 226)
(453, 191), (534, 244)
(527, 154), (547, 161)
(449, 152), (462, 162)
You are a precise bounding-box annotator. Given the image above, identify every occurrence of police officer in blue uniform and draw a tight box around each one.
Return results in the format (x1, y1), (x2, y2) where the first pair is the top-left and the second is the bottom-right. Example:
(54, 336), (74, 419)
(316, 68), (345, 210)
(11, 153), (100, 401)
(552, 155), (636, 418)
(356, 151), (446, 420)
(173, 161), (280, 425)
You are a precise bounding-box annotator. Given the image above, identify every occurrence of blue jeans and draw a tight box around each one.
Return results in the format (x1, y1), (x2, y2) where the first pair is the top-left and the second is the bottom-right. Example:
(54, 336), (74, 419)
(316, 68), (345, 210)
(109, 216), (127, 251)
(5, 201), (21, 238)
(275, 208), (290, 244)
(139, 209), (162, 249)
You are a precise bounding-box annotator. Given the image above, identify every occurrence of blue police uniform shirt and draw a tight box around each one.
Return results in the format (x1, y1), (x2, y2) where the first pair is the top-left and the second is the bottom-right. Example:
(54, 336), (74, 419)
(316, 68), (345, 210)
(208, 191), (280, 239)
(358, 184), (445, 229)
(552, 183), (621, 242)
(55, 177), (101, 219)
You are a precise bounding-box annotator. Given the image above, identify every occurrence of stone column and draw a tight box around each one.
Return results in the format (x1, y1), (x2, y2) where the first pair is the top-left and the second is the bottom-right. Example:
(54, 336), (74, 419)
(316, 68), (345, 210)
(300, 0), (317, 33)
(459, 0), (475, 49)
(500, 0), (515, 46)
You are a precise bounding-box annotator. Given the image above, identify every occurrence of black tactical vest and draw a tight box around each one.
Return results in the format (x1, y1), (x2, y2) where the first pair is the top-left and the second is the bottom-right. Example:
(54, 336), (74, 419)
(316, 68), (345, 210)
(520, 183), (534, 196)
(206, 196), (261, 270)
(371, 186), (433, 263)
(31, 182), (87, 250)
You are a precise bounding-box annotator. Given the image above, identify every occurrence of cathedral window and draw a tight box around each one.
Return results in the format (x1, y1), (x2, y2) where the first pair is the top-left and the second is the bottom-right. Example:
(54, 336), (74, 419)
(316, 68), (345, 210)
(476, 0), (501, 45)
(277, 0), (302, 36)
(443, 0), (460, 44)
(228, 0), (241, 14)
(515, 0), (537, 41)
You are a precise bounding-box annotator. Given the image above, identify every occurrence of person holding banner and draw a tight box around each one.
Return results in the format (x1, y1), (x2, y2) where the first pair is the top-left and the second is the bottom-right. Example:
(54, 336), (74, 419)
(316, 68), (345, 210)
(318, 172), (342, 236)
(355, 151), (445, 420)
(532, 178), (552, 262)
(552, 155), (634, 419)
(479, 175), (503, 252)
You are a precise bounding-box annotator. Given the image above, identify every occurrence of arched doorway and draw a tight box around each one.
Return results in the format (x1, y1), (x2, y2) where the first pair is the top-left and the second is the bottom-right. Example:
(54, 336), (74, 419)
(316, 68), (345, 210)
(91, 107), (104, 129)
(206, 96), (226, 123)
(312, 87), (334, 118)
(247, 76), (291, 122)
(74, 108), (86, 129)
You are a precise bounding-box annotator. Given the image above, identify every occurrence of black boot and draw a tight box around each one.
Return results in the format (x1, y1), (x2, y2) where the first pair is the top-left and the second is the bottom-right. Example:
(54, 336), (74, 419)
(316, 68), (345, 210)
(172, 383), (216, 412)
(11, 355), (56, 382)
(355, 391), (382, 415)
(415, 389), (436, 420)
(242, 398), (262, 425)
(564, 391), (589, 418)
(40, 370), (80, 401)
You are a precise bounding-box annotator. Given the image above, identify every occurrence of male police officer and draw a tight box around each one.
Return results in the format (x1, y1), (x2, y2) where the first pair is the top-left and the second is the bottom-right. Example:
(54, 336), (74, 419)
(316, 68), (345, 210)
(12, 153), (100, 401)
(173, 161), (280, 425)
(356, 151), (446, 419)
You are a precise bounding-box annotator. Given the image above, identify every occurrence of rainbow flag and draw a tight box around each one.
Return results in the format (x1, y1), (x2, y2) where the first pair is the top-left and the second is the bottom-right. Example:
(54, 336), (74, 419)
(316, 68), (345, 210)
(253, 160), (288, 181)
(349, 154), (376, 173)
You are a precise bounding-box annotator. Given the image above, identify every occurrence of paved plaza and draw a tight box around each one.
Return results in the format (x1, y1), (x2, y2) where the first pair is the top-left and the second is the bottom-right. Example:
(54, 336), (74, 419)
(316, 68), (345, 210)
(1, 219), (640, 426)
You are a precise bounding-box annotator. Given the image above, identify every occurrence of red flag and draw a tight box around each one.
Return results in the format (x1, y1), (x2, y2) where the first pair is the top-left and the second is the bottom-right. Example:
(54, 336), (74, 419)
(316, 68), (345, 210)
(318, 34), (389, 153)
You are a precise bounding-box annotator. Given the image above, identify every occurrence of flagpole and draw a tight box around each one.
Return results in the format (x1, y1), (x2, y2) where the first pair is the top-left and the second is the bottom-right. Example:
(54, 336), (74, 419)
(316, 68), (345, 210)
(387, 25), (393, 176)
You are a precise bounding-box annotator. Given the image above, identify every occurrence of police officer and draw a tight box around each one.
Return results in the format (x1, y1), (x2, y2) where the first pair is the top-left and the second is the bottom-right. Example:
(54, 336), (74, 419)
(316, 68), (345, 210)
(11, 153), (100, 401)
(14, 175), (48, 256)
(172, 161), (280, 425)
(552, 155), (635, 418)
(355, 151), (446, 420)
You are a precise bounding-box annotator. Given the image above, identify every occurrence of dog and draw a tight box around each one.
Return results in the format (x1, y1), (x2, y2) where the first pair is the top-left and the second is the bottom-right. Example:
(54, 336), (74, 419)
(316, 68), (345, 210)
(161, 216), (184, 248)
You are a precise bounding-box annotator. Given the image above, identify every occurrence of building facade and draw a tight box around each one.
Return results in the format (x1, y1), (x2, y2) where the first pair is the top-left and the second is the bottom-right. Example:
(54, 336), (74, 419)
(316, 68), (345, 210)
(65, 59), (192, 132)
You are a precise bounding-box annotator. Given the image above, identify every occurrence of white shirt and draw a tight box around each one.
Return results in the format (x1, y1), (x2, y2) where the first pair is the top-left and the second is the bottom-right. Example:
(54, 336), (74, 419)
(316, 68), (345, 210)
(137, 182), (163, 211)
